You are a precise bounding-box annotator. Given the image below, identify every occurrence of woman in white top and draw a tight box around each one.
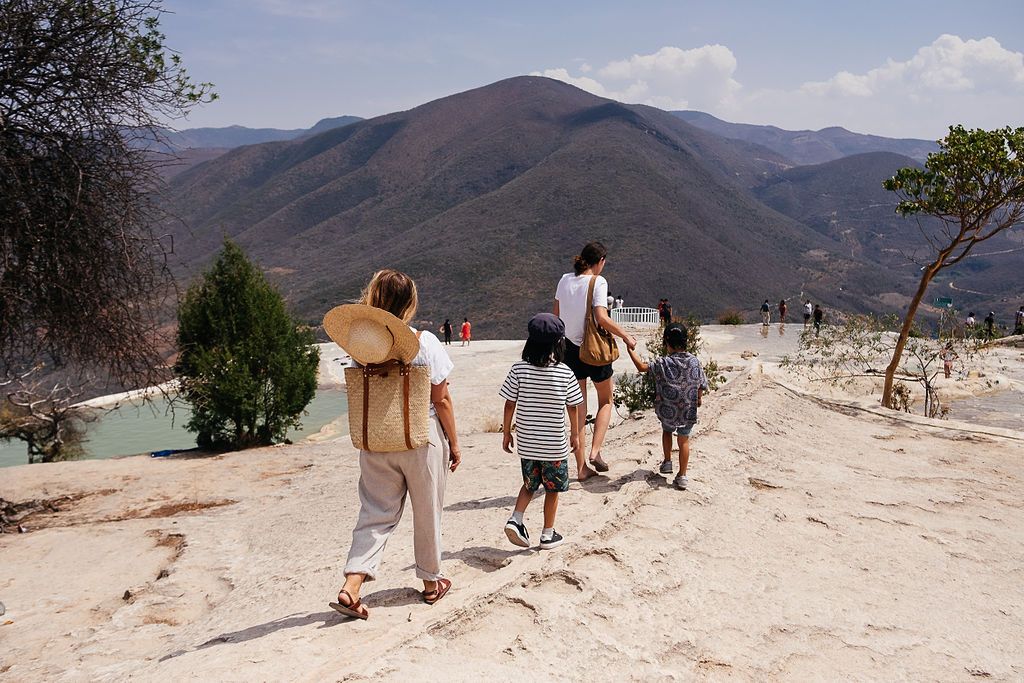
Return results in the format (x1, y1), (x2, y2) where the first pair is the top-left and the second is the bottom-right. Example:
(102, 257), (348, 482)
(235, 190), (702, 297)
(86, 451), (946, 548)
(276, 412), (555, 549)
(331, 269), (461, 620)
(554, 242), (637, 480)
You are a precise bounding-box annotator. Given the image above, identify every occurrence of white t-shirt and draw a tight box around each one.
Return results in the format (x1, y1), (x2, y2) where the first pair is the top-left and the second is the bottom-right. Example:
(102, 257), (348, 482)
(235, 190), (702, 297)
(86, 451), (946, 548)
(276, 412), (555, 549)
(556, 273), (608, 346)
(499, 361), (584, 461)
(350, 328), (453, 417)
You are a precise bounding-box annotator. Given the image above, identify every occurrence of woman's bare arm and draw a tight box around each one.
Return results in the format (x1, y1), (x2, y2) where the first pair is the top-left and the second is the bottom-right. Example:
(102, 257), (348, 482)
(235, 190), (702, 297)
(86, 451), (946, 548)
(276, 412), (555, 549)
(595, 306), (637, 350)
(431, 381), (460, 471)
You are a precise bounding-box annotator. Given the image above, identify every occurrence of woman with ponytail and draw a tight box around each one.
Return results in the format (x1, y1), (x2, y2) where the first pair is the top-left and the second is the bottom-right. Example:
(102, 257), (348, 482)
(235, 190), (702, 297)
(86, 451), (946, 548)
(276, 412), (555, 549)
(554, 242), (637, 480)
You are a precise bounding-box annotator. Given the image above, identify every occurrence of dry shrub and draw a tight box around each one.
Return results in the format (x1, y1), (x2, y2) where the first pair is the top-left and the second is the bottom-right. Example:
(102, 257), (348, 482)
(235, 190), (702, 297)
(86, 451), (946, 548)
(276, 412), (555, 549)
(717, 309), (744, 325)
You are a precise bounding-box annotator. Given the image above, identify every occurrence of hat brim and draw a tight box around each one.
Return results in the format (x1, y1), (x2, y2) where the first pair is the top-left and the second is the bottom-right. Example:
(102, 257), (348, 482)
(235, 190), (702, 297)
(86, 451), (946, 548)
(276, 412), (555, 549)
(323, 304), (420, 365)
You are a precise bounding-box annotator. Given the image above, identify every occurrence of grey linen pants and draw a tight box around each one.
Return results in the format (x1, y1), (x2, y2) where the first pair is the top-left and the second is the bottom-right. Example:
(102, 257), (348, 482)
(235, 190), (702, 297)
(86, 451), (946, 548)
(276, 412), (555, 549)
(344, 416), (449, 582)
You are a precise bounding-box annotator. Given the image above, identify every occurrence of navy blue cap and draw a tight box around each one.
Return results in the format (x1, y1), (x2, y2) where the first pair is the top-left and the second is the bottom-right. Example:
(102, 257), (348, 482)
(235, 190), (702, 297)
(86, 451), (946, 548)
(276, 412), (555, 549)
(528, 312), (564, 340)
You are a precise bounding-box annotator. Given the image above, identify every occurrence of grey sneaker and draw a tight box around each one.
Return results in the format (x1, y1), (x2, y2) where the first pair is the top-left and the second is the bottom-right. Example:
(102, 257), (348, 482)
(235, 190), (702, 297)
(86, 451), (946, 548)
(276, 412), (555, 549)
(539, 530), (564, 550)
(504, 519), (530, 547)
(673, 474), (689, 490)
(659, 460), (673, 475)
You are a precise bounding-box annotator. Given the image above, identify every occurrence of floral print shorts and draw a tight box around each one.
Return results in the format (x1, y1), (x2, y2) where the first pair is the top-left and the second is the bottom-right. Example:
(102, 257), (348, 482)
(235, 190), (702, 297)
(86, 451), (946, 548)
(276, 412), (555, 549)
(521, 458), (569, 493)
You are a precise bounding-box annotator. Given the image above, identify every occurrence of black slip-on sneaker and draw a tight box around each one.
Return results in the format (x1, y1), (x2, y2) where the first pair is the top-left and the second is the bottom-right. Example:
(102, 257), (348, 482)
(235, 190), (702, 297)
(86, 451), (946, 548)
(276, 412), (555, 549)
(504, 519), (530, 547)
(539, 530), (564, 550)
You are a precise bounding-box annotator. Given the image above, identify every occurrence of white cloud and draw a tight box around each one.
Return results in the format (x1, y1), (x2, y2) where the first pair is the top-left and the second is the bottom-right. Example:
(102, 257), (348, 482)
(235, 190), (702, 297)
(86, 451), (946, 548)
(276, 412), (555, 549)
(763, 34), (1024, 136)
(801, 34), (1024, 98)
(531, 68), (611, 98)
(534, 44), (741, 113)
(535, 35), (1024, 138)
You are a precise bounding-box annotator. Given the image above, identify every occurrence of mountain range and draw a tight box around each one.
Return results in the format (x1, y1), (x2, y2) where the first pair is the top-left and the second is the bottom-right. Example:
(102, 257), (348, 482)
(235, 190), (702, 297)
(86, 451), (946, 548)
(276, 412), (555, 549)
(153, 116), (363, 179)
(161, 116), (364, 150)
(673, 111), (940, 166)
(161, 77), (1022, 338)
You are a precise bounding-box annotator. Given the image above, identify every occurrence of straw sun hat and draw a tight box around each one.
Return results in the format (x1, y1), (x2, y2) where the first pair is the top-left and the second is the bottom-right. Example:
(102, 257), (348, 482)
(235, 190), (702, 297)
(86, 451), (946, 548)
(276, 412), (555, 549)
(323, 304), (420, 365)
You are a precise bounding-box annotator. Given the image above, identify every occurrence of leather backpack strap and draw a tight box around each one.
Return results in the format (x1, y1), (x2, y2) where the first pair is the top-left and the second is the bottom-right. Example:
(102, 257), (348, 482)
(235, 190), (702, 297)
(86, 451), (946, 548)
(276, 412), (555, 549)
(401, 329), (424, 451)
(362, 366), (371, 449)
(402, 365), (413, 450)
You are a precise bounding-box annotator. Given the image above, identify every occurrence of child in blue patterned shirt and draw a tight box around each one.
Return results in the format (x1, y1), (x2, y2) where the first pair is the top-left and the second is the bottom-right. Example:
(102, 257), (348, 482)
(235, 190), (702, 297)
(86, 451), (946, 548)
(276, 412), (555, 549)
(626, 323), (708, 490)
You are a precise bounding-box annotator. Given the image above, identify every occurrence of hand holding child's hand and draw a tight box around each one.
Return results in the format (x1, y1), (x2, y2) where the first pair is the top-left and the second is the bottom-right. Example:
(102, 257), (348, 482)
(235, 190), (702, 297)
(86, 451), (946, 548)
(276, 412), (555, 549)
(502, 431), (514, 454)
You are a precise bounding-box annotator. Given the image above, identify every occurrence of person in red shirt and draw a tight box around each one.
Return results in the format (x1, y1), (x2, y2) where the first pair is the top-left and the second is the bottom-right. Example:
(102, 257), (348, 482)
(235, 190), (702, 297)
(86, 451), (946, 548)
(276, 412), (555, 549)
(460, 318), (471, 346)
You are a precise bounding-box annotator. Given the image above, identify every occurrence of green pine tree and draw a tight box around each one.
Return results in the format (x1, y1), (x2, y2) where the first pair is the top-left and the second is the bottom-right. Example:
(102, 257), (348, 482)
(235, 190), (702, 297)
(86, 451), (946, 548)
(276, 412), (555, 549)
(175, 240), (319, 450)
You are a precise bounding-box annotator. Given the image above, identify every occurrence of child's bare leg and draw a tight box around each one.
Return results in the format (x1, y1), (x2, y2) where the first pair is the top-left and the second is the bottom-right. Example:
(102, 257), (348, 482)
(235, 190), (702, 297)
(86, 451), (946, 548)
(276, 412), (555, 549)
(661, 431), (673, 464)
(677, 435), (691, 475)
(542, 491), (558, 529)
(513, 485), (533, 515)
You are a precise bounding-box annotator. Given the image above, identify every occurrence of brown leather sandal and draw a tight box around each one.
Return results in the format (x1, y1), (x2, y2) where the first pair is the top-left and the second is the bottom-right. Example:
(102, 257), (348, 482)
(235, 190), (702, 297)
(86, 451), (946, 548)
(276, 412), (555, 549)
(422, 578), (452, 605)
(329, 589), (369, 620)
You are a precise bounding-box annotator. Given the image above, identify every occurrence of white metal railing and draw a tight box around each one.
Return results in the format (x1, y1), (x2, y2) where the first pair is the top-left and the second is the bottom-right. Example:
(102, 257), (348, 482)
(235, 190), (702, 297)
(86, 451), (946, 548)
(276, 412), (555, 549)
(610, 307), (660, 326)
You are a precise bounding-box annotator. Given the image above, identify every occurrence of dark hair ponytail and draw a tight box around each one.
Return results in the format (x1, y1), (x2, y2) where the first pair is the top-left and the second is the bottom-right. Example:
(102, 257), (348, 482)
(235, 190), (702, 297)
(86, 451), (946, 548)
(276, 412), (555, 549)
(573, 241), (608, 275)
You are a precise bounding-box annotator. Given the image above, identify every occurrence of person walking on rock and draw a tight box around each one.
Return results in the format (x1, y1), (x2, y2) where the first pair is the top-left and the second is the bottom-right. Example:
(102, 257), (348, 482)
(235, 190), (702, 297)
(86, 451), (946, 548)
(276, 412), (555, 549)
(554, 241), (638, 480)
(440, 318), (453, 345)
(626, 323), (707, 491)
(803, 300), (813, 328)
(813, 304), (824, 337)
(501, 313), (583, 550)
(760, 300), (771, 326)
(1015, 306), (1024, 335)
(778, 299), (787, 323)
(325, 269), (461, 620)
(460, 318), (471, 346)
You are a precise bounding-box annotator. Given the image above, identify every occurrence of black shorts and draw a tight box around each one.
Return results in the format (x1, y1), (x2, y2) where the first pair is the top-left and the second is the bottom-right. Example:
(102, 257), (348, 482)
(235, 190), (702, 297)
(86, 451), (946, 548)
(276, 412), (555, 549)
(563, 340), (614, 383)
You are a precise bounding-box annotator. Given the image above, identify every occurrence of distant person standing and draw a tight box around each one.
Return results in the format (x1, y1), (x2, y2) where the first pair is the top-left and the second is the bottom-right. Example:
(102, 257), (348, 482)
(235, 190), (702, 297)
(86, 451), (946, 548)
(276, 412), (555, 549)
(813, 304), (824, 336)
(965, 311), (976, 335)
(1015, 306), (1024, 335)
(778, 299), (787, 323)
(607, 293), (616, 310)
(662, 299), (673, 324)
(460, 318), (471, 346)
(941, 343), (958, 379)
(760, 300), (771, 326)
(984, 311), (996, 340)
(440, 319), (453, 345)
(615, 295), (623, 310)
(803, 300), (813, 328)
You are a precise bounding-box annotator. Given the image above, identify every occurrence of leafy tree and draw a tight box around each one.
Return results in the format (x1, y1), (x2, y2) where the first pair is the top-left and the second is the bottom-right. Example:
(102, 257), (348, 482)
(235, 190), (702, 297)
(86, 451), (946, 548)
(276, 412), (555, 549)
(175, 241), (319, 450)
(0, 0), (214, 388)
(880, 125), (1024, 408)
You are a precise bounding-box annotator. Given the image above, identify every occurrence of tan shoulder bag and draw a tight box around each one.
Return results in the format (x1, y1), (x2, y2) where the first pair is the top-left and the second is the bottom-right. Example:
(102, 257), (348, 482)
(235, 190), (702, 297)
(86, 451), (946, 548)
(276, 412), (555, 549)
(578, 276), (620, 366)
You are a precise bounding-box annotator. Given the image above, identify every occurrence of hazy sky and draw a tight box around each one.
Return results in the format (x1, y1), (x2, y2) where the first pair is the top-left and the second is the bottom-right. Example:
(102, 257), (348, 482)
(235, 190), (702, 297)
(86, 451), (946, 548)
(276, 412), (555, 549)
(161, 0), (1024, 139)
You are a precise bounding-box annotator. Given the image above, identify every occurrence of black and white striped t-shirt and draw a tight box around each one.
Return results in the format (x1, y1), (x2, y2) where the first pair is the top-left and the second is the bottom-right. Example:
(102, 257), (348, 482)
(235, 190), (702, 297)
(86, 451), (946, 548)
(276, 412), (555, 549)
(499, 361), (584, 461)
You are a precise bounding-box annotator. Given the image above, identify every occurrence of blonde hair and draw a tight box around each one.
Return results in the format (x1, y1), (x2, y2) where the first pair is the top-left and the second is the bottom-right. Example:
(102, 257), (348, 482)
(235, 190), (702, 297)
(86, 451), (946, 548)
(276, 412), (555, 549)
(361, 269), (418, 322)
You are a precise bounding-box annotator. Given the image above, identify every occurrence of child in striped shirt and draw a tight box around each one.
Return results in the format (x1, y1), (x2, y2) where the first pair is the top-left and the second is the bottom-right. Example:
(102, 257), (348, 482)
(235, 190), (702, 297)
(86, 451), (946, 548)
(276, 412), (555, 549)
(500, 313), (584, 550)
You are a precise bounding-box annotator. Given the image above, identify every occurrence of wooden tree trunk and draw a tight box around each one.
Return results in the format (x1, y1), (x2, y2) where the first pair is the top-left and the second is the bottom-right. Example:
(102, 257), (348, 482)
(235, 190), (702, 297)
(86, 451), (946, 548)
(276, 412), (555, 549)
(881, 264), (938, 408)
